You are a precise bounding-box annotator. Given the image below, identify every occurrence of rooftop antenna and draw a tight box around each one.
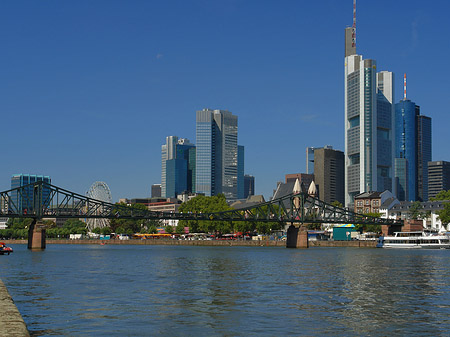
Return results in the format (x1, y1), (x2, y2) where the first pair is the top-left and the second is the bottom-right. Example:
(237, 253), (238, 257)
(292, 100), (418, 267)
(404, 73), (407, 100)
(352, 0), (356, 48)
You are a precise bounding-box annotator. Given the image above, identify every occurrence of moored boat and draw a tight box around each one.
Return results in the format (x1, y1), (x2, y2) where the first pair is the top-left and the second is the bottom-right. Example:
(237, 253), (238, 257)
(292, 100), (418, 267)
(377, 231), (450, 249)
(0, 242), (13, 255)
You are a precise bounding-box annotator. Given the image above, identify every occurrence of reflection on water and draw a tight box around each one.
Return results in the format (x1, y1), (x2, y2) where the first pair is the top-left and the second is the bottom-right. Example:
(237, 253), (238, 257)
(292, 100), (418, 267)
(1, 244), (449, 336)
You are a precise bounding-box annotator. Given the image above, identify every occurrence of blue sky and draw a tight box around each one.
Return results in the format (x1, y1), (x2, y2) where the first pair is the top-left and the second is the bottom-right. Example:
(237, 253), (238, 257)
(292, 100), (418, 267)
(1, 0), (450, 201)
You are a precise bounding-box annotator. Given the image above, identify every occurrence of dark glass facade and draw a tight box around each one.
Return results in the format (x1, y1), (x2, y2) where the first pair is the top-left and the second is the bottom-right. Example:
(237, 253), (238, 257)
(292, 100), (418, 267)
(394, 100), (417, 201)
(10, 174), (51, 213)
(244, 175), (255, 198)
(417, 114), (432, 201)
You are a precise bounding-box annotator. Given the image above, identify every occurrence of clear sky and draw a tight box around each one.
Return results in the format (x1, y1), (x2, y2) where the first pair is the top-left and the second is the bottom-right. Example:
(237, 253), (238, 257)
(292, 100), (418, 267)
(1, 0), (450, 201)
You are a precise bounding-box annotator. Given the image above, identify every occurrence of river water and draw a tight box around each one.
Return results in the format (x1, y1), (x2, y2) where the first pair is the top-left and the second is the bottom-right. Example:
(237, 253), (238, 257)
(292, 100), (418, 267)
(1, 244), (449, 336)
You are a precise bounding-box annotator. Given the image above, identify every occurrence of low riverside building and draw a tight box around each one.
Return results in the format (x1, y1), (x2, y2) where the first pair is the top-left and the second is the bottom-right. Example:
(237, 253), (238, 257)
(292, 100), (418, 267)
(388, 200), (450, 232)
(354, 190), (397, 215)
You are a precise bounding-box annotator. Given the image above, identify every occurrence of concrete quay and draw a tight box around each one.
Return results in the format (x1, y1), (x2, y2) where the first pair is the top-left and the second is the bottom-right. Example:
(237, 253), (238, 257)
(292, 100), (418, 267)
(4, 238), (377, 248)
(0, 279), (29, 337)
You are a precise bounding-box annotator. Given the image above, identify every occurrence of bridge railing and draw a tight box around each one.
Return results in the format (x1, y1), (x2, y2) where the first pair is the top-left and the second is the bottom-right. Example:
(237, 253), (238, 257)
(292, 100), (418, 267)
(0, 181), (401, 226)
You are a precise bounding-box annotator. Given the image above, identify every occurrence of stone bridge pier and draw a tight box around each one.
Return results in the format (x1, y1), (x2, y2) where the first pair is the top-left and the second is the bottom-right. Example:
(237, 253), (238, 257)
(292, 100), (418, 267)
(286, 224), (309, 248)
(27, 219), (46, 250)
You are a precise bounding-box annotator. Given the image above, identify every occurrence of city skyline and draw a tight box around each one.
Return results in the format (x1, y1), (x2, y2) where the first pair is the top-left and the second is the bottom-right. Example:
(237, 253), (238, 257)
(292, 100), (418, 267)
(1, 1), (450, 201)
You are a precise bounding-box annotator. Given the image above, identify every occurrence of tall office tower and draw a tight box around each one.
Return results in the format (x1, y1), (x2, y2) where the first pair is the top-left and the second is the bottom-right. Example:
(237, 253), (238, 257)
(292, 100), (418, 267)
(428, 161), (450, 199)
(394, 98), (416, 200)
(151, 184), (161, 198)
(344, 3), (394, 207)
(394, 75), (432, 201)
(244, 175), (255, 198)
(306, 145), (333, 174)
(417, 114), (432, 201)
(161, 136), (195, 198)
(306, 147), (315, 174)
(196, 109), (239, 199)
(394, 158), (408, 201)
(10, 174), (51, 213)
(313, 148), (345, 204)
(237, 145), (245, 199)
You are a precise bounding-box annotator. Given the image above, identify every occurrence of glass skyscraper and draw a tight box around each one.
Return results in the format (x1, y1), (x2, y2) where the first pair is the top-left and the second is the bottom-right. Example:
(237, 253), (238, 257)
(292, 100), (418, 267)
(196, 109), (241, 200)
(394, 99), (432, 201)
(161, 136), (195, 198)
(10, 174), (51, 213)
(394, 99), (417, 201)
(344, 54), (395, 207)
(417, 114), (432, 201)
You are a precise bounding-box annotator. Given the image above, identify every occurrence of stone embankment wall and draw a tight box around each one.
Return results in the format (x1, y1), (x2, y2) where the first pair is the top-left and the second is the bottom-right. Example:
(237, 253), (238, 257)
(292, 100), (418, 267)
(4, 239), (378, 247)
(0, 279), (30, 337)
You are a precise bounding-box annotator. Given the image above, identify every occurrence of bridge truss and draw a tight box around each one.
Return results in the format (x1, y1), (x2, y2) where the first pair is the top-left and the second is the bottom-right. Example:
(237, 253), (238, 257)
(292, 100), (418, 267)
(0, 181), (399, 226)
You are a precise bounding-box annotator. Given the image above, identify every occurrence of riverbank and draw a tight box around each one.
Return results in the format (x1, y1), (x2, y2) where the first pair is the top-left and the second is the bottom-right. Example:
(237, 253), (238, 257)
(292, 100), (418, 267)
(0, 279), (30, 337)
(4, 239), (377, 248)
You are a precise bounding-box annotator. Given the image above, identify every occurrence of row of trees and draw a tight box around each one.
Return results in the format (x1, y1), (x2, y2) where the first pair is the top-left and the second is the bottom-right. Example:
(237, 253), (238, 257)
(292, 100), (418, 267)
(178, 194), (283, 234)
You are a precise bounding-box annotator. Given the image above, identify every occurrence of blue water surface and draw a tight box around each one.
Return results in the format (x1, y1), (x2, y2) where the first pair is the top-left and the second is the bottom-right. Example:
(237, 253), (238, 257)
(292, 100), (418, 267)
(1, 244), (449, 336)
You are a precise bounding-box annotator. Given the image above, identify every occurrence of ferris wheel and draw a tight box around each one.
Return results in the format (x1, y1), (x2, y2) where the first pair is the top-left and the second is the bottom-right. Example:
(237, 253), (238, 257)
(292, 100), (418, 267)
(86, 181), (112, 231)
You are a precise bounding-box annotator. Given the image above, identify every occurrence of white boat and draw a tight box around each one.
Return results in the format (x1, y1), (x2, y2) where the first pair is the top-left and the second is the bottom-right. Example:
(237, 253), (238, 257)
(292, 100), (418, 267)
(377, 231), (450, 249)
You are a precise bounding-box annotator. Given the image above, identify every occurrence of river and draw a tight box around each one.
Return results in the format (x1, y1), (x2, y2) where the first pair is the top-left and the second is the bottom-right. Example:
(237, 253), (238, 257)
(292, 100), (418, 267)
(1, 244), (449, 336)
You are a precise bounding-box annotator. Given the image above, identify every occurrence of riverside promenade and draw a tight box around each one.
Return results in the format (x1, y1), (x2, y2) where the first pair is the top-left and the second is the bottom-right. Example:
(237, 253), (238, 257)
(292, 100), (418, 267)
(4, 239), (377, 248)
(0, 279), (29, 337)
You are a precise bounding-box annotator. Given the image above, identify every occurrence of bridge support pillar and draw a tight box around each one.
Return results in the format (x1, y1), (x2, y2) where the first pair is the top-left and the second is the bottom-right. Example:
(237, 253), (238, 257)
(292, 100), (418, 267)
(286, 224), (308, 249)
(28, 220), (46, 250)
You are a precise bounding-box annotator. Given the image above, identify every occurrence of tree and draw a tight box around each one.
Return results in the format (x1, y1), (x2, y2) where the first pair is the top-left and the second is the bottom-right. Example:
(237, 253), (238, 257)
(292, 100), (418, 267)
(409, 201), (424, 220)
(432, 190), (450, 224)
(175, 223), (185, 235)
(432, 190), (450, 201)
(165, 225), (174, 234)
(331, 200), (343, 208)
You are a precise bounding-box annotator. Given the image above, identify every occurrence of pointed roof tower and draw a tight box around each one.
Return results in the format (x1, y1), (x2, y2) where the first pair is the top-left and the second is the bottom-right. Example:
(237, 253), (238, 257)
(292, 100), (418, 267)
(308, 181), (317, 197)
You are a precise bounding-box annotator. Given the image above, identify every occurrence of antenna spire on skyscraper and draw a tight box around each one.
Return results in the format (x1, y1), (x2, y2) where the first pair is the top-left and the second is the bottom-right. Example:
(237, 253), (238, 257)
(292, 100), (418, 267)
(404, 73), (407, 100)
(352, 0), (356, 48)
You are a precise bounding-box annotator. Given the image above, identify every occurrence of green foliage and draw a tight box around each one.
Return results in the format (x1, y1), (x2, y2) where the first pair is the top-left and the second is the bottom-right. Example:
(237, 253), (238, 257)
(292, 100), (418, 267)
(147, 225), (157, 234)
(175, 223), (185, 235)
(409, 201), (424, 220)
(178, 194), (232, 233)
(431, 190), (450, 224)
(165, 225), (174, 234)
(331, 200), (343, 208)
(110, 202), (159, 234)
(432, 190), (450, 201)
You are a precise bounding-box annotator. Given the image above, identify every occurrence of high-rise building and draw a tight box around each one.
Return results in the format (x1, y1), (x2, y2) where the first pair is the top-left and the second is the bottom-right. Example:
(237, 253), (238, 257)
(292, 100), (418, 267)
(306, 145), (333, 174)
(344, 4), (394, 207)
(313, 147), (345, 204)
(417, 114), (432, 201)
(394, 75), (432, 202)
(394, 99), (417, 200)
(195, 109), (240, 199)
(10, 174), (51, 213)
(238, 145), (245, 199)
(161, 136), (195, 198)
(151, 184), (161, 198)
(428, 161), (450, 200)
(244, 175), (255, 198)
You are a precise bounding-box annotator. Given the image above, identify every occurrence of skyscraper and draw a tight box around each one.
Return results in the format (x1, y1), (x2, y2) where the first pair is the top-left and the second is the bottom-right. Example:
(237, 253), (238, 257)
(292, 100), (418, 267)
(313, 147), (345, 205)
(237, 145), (245, 199)
(394, 98), (417, 200)
(161, 136), (195, 198)
(394, 75), (432, 201)
(10, 174), (51, 213)
(428, 161), (450, 199)
(344, 3), (394, 207)
(196, 109), (241, 199)
(417, 114), (432, 201)
(244, 175), (255, 198)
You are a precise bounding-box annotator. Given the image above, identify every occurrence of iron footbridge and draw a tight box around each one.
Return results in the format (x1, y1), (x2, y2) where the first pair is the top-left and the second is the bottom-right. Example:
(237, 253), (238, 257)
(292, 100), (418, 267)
(0, 181), (399, 226)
